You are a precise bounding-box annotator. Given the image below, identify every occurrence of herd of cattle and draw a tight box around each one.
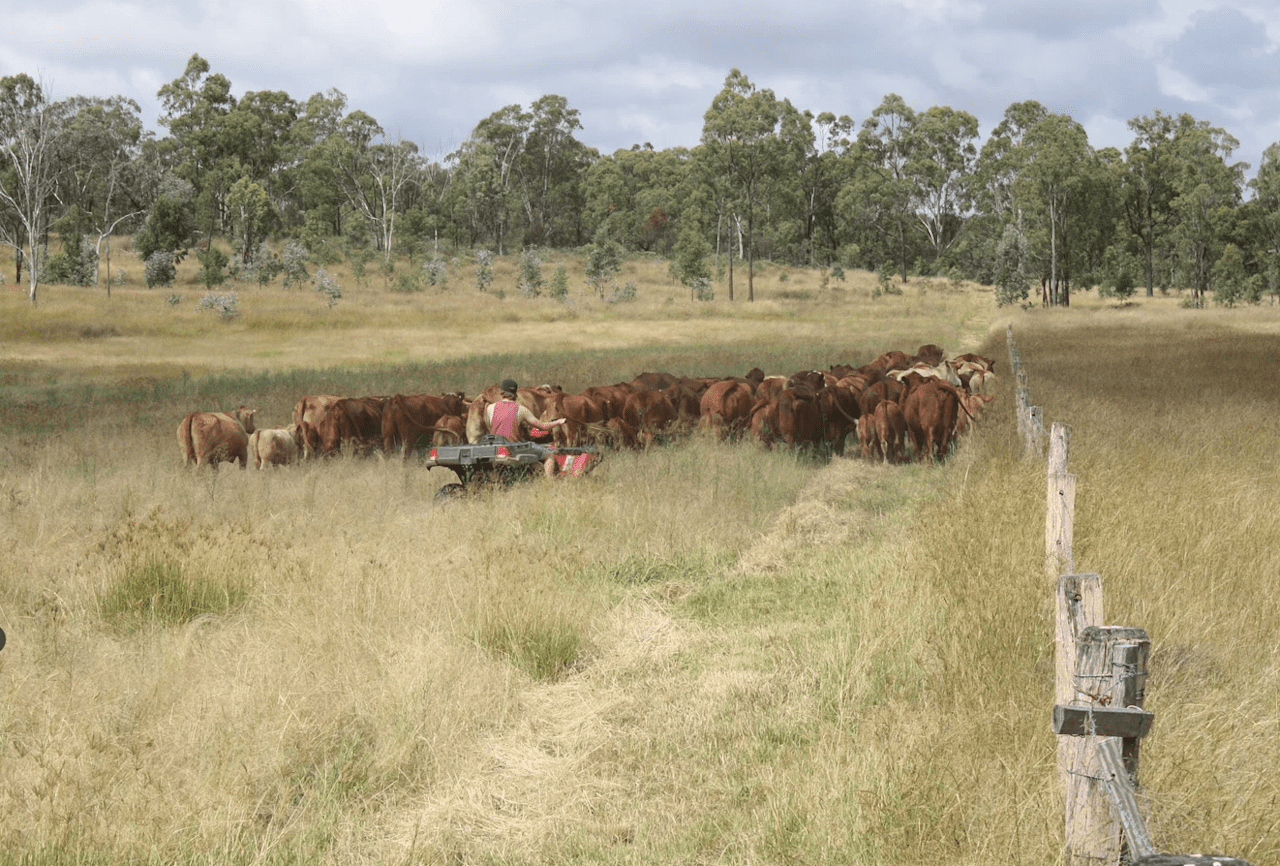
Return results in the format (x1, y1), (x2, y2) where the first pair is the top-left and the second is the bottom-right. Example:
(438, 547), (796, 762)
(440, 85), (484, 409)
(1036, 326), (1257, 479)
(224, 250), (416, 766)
(175, 344), (997, 471)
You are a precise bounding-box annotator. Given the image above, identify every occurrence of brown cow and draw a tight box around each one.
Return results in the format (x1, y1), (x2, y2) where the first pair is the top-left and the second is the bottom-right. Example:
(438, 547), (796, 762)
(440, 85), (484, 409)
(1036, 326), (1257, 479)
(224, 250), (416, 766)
(178, 406), (257, 469)
(698, 379), (757, 440)
(382, 392), (468, 458)
(860, 400), (907, 463)
(955, 392), (996, 435)
(911, 344), (946, 366)
(540, 390), (609, 447)
(749, 387), (822, 449)
(817, 383), (861, 456)
(293, 394), (342, 459)
(621, 388), (678, 448)
(902, 378), (962, 462)
(662, 381), (703, 429)
(313, 396), (386, 457)
(249, 425), (299, 469)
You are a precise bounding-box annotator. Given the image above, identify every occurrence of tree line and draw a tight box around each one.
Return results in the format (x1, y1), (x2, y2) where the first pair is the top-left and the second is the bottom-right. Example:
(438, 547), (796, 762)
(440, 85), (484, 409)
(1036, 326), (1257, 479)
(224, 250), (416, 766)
(4, 55), (1279, 308)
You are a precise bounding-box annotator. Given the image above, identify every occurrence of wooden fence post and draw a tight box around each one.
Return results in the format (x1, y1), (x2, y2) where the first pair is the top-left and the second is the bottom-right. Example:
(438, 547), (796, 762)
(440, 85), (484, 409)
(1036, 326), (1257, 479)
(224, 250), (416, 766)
(1062, 626), (1151, 866)
(1007, 325), (1045, 456)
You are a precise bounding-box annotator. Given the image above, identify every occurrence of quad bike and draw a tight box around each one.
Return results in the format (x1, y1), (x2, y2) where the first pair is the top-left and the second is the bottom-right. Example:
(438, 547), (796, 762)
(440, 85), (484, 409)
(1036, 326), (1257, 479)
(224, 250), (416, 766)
(424, 434), (600, 502)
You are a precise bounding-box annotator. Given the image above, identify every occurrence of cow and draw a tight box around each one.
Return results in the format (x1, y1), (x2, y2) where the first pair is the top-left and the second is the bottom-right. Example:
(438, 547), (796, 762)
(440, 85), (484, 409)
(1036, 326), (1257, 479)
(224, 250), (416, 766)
(313, 396), (386, 457)
(662, 381), (703, 429)
(860, 400), (907, 463)
(749, 387), (822, 450)
(698, 378), (757, 440)
(901, 378), (963, 463)
(178, 406), (257, 469)
(382, 392), (468, 459)
(292, 394), (342, 459)
(539, 390), (609, 447)
(249, 425), (300, 469)
(857, 378), (904, 419)
(911, 344), (946, 367)
(621, 388), (679, 448)
(955, 392), (996, 435)
(817, 382), (862, 456)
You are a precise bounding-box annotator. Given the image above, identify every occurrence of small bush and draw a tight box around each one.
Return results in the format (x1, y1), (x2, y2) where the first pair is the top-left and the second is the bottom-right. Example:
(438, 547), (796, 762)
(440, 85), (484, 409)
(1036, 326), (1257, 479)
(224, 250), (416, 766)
(475, 250), (494, 291)
(585, 241), (623, 298)
(423, 254), (447, 287)
(392, 270), (422, 293)
(145, 251), (176, 288)
(196, 290), (238, 320)
(281, 241), (310, 289)
(315, 268), (341, 307)
(690, 276), (714, 302)
(518, 247), (543, 297)
(548, 265), (569, 300)
(197, 246), (229, 289)
(607, 280), (638, 304)
(166, 293), (181, 306)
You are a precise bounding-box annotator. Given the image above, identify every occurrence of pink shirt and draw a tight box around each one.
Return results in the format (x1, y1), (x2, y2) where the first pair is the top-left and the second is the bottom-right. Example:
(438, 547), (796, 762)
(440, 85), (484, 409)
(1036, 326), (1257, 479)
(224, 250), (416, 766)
(489, 399), (521, 439)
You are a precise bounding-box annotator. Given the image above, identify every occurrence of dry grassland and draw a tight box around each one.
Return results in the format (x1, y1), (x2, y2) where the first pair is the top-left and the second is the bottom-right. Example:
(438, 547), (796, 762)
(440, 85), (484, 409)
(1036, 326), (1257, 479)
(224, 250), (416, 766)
(1, 252), (1277, 865)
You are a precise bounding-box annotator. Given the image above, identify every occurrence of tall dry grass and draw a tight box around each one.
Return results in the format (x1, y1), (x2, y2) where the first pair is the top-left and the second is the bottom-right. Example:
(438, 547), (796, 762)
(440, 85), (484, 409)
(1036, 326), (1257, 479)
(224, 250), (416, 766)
(4, 258), (1276, 865)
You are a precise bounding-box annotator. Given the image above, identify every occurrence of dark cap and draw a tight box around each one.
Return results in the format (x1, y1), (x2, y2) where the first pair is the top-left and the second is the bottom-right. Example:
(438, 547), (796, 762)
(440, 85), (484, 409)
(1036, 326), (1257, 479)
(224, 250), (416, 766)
(499, 378), (519, 394)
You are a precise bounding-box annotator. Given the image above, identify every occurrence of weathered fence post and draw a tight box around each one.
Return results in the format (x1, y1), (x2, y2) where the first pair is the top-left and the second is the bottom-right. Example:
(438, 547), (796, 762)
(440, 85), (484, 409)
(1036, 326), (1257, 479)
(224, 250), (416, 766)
(1007, 325), (1045, 456)
(1060, 626), (1152, 865)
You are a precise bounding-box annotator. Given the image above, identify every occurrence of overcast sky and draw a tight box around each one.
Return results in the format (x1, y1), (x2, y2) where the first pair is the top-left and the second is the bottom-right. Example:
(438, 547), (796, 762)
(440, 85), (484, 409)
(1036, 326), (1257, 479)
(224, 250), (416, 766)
(4, 0), (1278, 175)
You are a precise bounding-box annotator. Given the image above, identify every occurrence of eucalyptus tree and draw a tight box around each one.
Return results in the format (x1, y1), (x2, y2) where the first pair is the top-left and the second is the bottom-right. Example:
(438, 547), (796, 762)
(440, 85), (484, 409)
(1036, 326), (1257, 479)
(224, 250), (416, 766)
(1246, 143), (1280, 297)
(853, 93), (918, 280)
(326, 110), (421, 263)
(908, 104), (980, 268)
(0, 73), (66, 304)
(56, 94), (152, 290)
(518, 94), (595, 246)
(701, 68), (783, 301)
(156, 54), (237, 242)
(1121, 111), (1183, 296)
(771, 104), (853, 266)
(292, 89), (349, 236)
(1018, 113), (1093, 305)
(449, 104), (528, 254)
(1167, 116), (1243, 305)
(584, 143), (691, 252)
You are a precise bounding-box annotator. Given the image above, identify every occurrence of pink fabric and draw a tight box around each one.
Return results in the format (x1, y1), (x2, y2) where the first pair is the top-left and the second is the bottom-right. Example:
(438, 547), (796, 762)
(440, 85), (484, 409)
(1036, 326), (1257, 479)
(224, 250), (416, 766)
(554, 452), (595, 476)
(490, 400), (521, 439)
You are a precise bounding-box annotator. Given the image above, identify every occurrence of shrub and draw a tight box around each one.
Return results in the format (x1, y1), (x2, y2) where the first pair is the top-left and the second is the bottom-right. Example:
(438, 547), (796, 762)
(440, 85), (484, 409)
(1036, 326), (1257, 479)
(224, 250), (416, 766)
(475, 250), (494, 291)
(586, 241), (623, 298)
(518, 246), (543, 297)
(350, 247), (374, 289)
(315, 268), (341, 307)
(43, 238), (96, 286)
(423, 254), (447, 287)
(391, 270), (422, 293)
(281, 241), (310, 289)
(196, 290), (238, 320)
(548, 265), (569, 300)
(607, 280), (638, 304)
(144, 250), (176, 288)
(197, 246), (229, 289)
(690, 276), (714, 302)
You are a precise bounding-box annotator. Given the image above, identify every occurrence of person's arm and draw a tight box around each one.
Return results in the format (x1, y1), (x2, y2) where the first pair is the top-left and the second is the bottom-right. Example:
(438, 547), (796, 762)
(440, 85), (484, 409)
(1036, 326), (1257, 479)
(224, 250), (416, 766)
(519, 405), (566, 429)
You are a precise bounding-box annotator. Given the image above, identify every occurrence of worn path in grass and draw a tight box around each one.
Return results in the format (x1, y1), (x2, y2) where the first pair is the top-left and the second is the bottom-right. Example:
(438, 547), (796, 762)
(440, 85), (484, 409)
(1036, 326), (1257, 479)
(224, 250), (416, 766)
(395, 456), (945, 862)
